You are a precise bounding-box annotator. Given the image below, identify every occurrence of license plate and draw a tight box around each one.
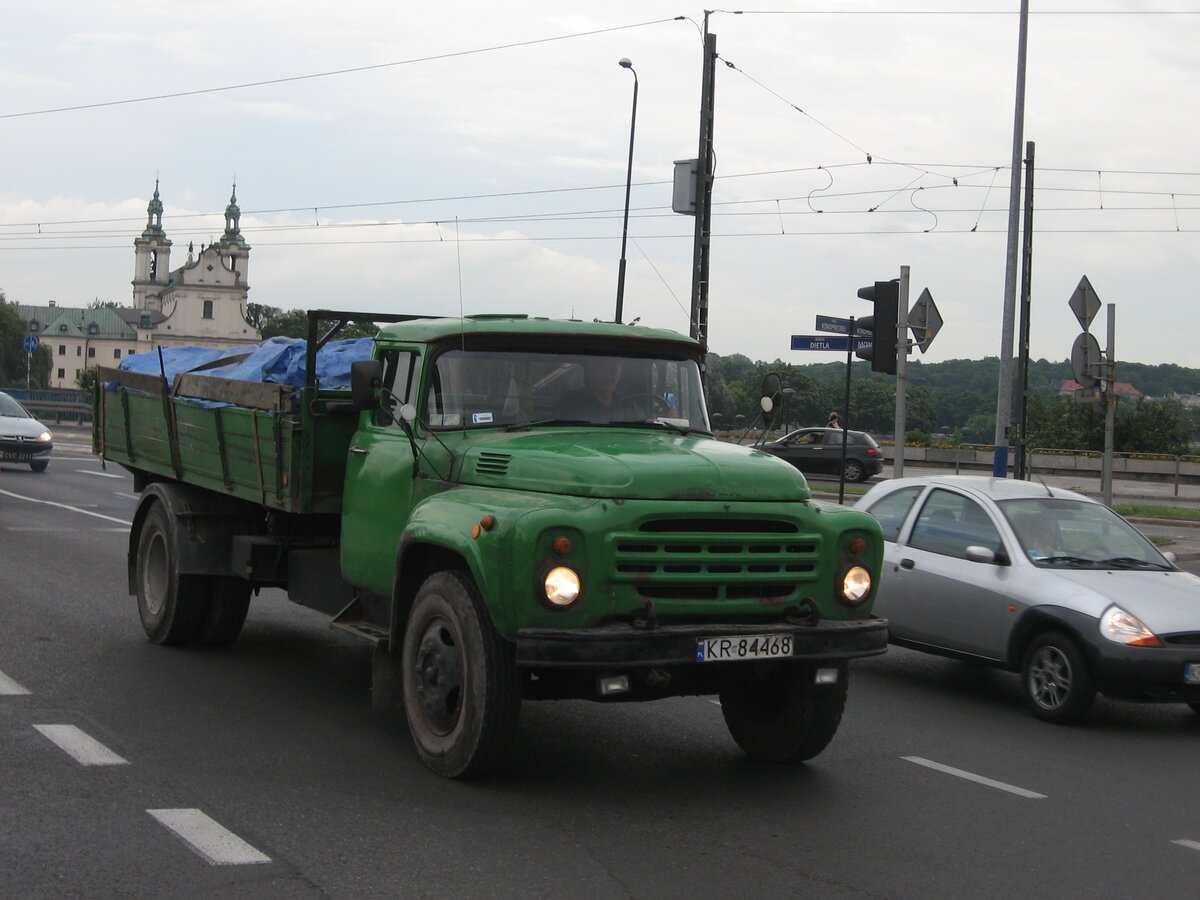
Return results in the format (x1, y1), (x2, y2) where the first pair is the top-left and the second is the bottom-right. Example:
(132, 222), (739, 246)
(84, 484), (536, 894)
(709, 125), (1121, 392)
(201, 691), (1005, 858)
(1185, 663), (1200, 685)
(1, 452), (32, 462)
(696, 634), (792, 662)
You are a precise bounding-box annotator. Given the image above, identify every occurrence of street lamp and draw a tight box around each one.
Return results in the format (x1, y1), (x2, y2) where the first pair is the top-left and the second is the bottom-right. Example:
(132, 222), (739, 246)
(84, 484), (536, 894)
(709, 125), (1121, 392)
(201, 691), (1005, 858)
(615, 57), (638, 324)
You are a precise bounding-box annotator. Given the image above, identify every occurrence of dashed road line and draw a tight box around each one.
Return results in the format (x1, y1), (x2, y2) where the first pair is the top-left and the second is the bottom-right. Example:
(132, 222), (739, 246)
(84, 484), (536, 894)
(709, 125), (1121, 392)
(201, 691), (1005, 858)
(902, 756), (1046, 799)
(0, 488), (132, 526)
(147, 809), (271, 866)
(0, 669), (30, 695)
(80, 470), (125, 479)
(1173, 840), (1200, 852)
(34, 724), (129, 766)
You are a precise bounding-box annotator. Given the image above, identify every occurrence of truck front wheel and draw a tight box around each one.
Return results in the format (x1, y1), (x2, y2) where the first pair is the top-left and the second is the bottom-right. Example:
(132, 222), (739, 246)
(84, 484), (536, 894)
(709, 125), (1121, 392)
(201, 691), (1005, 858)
(401, 571), (521, 778)
(136, 503), (210, 645)
(719, 662), (848, 763)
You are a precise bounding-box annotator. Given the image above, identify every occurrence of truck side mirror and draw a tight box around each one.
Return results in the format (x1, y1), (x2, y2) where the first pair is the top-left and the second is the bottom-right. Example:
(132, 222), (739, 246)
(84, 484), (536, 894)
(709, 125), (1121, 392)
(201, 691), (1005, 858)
(350, 359), (383, 411)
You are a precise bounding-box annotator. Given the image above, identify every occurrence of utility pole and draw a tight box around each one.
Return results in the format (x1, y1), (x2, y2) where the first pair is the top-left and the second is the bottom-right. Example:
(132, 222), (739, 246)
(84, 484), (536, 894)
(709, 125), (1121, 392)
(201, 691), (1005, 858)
(992, 0), (1030, 478)
(689, 14), (717, 347)
(1016, 141), (1035, 479)
(894, 266), (910, 479)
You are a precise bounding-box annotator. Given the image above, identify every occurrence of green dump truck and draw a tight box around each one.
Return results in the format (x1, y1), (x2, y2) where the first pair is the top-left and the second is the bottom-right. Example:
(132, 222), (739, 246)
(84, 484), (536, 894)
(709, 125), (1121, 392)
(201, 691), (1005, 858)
(95, 310), (887, 777)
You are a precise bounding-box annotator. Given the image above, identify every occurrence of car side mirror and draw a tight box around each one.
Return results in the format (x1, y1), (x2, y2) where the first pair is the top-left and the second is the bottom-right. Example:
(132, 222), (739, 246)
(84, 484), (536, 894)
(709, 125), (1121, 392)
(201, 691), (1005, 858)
(1162, 550), (1178, 565)
(350, 359), (383, 411)
(964, 545), (997, 564)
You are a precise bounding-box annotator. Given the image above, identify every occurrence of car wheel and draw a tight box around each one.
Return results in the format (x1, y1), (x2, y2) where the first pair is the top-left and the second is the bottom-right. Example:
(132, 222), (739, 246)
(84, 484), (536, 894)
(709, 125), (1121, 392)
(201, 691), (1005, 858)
(201, 577), (252, 646)
(842, 459), (865, 482)
(135, 502), (209, 645)
(1021, 631), (1095, 724)
(719, 662), (847, 763)
(401, 570), (521, 778)
(30, 460), (48, 473)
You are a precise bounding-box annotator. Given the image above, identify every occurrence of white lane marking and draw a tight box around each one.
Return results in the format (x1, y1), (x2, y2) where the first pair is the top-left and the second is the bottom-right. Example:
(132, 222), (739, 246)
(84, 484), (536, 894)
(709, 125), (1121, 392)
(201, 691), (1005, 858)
(80, 470), (124, 479)
(34, 724), (129, 766)
(0, 488), (132, 526)
(1174, 840), (1200, 852)
(115, 492), (140, 501)
(0, 670), (31, 695)
(147, 809), (272, 866)
(902, 756), (1046, 799)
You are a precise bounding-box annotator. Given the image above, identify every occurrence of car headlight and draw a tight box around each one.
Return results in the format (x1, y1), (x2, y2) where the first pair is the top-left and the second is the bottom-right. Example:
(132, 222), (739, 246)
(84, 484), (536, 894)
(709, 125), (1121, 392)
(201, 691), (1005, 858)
(839, 565), (872, 606)
(38, 430), (52, 442)
(1099, 605), (1163, 647)
(543, 566), (581, 607)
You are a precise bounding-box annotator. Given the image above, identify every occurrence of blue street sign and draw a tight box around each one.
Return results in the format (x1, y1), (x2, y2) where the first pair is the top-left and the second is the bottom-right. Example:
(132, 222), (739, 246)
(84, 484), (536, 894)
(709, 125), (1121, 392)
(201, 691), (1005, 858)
(790, 334), (872, 352)
(814, 315), (861, 335)
(23, 335), (39, 353)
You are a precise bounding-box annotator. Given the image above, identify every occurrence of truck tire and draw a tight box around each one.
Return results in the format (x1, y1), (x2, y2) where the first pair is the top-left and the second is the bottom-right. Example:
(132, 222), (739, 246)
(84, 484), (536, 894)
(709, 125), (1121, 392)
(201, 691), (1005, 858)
(401, 570), (520, 778)
(719, 662), (848, 763)
(201, 577), (252, 646)
(136, 502), (209, 645)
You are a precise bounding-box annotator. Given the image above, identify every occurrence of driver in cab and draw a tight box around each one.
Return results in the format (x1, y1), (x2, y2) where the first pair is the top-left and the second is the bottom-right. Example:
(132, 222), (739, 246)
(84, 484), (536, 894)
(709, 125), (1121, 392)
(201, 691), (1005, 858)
(555, 357), (625, 422)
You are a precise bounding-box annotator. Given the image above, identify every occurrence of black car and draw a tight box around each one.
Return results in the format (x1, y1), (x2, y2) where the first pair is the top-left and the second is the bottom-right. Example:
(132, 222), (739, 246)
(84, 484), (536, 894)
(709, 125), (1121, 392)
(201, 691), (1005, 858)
(760, 427), (882, 482)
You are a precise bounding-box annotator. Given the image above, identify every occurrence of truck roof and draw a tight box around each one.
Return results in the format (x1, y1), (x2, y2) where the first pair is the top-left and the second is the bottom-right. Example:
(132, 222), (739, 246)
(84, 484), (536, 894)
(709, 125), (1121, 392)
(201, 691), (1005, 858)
(375, 314), (700, 347)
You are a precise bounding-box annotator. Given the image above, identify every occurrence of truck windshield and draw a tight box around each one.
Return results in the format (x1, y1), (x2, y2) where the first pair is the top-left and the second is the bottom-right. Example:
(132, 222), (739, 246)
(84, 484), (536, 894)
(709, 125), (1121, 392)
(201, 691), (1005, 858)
(424, 347), (710, 431)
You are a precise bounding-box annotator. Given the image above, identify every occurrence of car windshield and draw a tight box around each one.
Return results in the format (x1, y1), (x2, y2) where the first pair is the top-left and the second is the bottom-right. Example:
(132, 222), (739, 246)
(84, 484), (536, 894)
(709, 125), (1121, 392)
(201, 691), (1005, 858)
(423, 346), (710, 431)
(999, 497), (1170, 569)
(0, 393), (32, 418)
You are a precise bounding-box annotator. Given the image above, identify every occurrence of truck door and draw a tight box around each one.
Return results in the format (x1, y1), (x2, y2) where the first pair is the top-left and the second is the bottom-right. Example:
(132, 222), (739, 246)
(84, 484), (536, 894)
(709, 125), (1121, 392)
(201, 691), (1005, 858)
(340, 347), (419, 598)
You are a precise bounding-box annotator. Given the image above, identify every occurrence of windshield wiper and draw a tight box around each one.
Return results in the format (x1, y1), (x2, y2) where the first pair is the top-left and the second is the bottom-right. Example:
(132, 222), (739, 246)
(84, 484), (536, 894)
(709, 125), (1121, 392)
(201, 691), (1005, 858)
(1038, 555), (1097, 567)
(505, 418), (590, 430)
(1096, 556), (1171, 570)
(608, 418), (691, 435)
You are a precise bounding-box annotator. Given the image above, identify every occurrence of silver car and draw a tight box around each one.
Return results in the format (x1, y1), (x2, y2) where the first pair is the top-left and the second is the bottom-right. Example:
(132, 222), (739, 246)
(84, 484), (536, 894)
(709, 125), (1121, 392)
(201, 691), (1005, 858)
(0, 391), (53, 472)
(857, 475), (1200, 723)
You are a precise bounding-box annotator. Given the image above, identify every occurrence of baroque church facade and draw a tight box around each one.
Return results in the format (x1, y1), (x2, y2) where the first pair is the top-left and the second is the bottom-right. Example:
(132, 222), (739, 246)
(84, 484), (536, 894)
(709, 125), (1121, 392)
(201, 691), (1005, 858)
(19, 183), (261, 388)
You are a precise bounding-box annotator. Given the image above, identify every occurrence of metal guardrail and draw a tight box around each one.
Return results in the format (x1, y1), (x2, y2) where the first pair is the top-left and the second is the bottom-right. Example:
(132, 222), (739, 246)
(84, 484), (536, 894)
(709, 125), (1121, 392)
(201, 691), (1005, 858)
(1, 389), (93, 425)
(882, 441), (1200, 497)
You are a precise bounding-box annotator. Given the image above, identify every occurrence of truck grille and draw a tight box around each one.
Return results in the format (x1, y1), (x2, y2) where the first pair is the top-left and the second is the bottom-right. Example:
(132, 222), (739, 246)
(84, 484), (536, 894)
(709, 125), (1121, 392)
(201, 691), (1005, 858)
(474, 451), (512, 476)
(611, 517), (819, 602)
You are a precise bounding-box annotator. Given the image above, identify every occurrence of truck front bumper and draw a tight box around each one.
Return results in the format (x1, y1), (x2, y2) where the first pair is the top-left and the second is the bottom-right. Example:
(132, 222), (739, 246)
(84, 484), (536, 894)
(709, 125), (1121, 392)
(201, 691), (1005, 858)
(515, 617), (888, 669)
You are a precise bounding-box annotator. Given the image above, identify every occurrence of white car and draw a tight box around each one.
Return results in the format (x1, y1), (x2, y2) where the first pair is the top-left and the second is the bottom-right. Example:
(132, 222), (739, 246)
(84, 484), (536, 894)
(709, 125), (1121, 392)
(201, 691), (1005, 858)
(0, 391), (54, 472)
(857, 475), (1200, 723)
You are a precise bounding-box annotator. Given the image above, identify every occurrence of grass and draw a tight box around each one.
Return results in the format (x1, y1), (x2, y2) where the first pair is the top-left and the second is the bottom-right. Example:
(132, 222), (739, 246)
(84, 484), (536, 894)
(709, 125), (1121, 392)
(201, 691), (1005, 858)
(1113, 503), (1200, 522)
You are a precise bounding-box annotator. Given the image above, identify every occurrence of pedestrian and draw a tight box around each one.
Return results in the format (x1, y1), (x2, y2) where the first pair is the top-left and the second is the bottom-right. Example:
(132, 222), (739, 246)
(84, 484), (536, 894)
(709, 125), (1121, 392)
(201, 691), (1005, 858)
(827, 411), (842, 429)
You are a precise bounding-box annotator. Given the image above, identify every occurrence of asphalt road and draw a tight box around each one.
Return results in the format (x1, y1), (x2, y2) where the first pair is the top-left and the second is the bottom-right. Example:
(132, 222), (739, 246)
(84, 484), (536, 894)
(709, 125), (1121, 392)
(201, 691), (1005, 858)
(3, 444), (1200, 899)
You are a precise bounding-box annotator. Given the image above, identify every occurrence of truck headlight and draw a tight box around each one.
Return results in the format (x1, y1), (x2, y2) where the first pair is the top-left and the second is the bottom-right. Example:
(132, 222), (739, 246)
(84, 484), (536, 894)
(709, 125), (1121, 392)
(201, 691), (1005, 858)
(544, 566), (581, 607)
(839, 565), (872, 606)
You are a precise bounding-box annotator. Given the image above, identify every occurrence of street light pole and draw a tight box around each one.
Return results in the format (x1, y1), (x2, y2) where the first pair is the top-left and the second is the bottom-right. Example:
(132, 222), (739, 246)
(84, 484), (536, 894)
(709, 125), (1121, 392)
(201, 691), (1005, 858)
(615, 58), (638, 324)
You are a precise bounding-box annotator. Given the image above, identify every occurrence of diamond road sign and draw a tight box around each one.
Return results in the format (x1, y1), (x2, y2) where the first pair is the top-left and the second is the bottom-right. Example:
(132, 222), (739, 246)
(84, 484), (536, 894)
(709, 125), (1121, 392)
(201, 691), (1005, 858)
(1068, 275), (1101, 331)
(791, 334), (872, 352)
(908, 288), (943, 353)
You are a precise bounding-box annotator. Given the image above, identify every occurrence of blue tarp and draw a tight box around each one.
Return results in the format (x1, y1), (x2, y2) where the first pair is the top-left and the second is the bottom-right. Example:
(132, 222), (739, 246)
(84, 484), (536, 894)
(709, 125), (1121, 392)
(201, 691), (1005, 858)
(112, 337), (373, 407)
(116, 336), (373, 390)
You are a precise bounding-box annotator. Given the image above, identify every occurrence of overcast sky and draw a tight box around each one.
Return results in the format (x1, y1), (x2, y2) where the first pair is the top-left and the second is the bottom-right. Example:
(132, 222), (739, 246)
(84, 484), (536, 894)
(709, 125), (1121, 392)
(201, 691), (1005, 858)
(2, 1), (1197, 371)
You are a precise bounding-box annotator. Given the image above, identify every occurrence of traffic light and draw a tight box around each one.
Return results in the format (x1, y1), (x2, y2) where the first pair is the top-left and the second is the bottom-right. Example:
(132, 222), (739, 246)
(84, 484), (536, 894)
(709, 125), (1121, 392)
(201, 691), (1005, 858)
(855, 279), (899, 375)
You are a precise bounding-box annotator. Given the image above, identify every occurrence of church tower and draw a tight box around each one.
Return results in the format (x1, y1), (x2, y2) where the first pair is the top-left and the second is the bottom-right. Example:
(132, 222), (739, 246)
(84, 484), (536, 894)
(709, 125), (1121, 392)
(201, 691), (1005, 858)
(132, 179), (172, 311)
(212, 184), (250, 287)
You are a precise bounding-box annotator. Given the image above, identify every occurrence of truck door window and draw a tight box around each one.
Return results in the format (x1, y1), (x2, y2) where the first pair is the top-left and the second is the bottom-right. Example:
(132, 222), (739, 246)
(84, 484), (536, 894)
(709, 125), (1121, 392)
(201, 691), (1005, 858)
(375, 348), (417, 427)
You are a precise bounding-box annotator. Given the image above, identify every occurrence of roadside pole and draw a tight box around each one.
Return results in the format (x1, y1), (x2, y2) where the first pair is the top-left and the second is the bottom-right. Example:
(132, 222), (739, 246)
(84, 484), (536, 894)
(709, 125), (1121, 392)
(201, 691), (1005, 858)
(894, 266), (910, 479)
(1102, 304), (1116, 507)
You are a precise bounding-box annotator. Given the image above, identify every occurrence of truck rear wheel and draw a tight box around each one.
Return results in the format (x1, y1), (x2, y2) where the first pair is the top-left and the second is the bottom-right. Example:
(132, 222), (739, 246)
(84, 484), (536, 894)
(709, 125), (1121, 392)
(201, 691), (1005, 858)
(401, 571), (520, 778)
(201, 578), (252, 646)
(136, 503), (209, 645)
(719, 662), (848, 763)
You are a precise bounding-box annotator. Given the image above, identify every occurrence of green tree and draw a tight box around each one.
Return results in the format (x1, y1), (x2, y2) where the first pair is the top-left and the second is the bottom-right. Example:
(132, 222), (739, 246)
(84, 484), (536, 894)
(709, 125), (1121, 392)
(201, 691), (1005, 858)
(1, 296), (50, 388)
(259, 308), (380, 341)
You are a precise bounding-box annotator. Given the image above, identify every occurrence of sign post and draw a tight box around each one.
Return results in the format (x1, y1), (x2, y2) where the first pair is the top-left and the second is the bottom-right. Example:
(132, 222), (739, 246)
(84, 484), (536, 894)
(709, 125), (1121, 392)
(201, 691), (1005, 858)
(23, 335), (38, 390)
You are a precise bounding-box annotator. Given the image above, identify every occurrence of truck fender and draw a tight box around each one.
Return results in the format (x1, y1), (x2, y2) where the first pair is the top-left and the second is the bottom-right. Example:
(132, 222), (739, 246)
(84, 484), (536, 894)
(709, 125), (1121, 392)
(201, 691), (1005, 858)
(127, 483), (261, 594)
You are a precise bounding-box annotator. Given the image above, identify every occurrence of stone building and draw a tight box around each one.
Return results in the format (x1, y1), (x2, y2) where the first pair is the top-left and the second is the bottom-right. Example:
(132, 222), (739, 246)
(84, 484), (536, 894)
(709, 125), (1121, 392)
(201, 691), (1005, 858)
(18, 183), (261, 388)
